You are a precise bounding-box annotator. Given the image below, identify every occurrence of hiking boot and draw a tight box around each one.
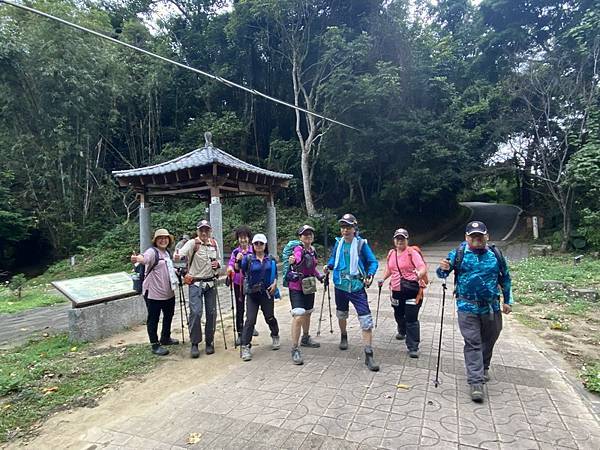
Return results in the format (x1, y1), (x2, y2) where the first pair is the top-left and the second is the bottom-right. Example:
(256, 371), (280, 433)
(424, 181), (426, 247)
(395, 332), (406, 341)
(190, 344), (200, 359)
(470, 384), (484, 403)
(301, 335), (320, 348)
(484, 369), (490, 382)
(253, 328), (259, 337)
(291, 347), (304, 365)
(408, 350), (419, 359)
(364, 346), (380, 372)
(235, 334), (241, 347)
(151, 343), (169, 356)
(339, 333), (348, 350)
(241, 345), (252, 361)
(159, 337), (179, 346)
(205, 343), (215, 355)
(272, 336), (281, 350)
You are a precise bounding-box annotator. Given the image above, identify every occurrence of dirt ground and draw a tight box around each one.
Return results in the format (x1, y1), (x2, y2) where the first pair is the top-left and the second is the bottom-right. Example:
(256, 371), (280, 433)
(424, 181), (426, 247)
(514, 302), (600, 373)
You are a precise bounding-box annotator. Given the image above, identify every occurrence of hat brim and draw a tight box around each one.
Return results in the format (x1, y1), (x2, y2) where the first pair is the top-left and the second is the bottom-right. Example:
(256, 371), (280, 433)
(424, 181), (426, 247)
(153, 234), (174, 246)
(466, 231), (486, 236)
(393, 234), (408, 239)
(339, 220), (355, 226)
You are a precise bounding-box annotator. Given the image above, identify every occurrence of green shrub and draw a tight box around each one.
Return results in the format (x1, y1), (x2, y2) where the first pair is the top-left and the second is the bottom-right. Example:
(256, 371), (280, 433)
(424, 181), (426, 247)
(580, 362), (600, 393)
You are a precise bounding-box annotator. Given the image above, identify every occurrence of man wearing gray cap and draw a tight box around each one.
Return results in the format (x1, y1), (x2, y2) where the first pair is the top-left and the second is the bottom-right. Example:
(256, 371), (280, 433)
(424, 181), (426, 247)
(437, 221), (513, 402)
(175, 220), (221, 358)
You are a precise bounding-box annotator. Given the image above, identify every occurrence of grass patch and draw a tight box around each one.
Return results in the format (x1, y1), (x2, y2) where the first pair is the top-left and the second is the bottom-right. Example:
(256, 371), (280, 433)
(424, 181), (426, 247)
(0, 334), (159, 442)
(580, 362), (600, 394)
(513, 311), (545, 330)
(0, 286), (66, 315)
(511, 255), (600, 310)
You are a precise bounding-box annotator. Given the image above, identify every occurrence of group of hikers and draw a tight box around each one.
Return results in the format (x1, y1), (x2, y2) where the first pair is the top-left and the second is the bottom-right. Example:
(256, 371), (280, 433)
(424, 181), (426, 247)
(131, 213), (512, 403)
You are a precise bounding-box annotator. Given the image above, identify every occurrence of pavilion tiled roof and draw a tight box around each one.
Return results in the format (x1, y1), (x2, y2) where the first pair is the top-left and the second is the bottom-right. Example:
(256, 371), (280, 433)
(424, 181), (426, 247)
(112, 144), (293, 180)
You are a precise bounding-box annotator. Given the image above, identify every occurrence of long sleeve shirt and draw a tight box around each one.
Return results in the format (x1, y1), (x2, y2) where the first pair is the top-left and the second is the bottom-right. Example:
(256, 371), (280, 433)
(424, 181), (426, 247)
(228, 246), (253, 286)
(436, 243), (513, 314)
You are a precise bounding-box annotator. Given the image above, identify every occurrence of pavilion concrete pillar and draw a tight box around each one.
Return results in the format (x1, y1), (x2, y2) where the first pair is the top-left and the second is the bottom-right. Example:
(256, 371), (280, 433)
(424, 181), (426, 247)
(266, 193), (277, 260)
(139, 192), (151, 252)
(209, 186), (224, 264)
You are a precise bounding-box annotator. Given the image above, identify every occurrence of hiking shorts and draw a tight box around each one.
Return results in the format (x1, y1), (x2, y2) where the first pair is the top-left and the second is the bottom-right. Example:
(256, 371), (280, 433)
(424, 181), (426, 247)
(289, 289), (315, 315)
(334, 288), (371, 318)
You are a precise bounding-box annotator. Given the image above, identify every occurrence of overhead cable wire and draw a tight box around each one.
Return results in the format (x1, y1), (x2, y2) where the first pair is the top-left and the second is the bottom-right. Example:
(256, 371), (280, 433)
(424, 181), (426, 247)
(0, 0), (360, 132)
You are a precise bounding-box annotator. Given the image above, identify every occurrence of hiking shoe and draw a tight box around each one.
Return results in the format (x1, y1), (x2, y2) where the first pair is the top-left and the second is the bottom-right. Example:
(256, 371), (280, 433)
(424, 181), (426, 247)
(253, 328), (259, 337)
(301, 335), (320, 348)
(151, 343), (169, 356)
(395, 333), (406, 341)
(241, 345), (252, 361)
(339, 333), (348, 350)
(484, 369), (490, 382)
(205, 343), (215, 355)
(159, 337), (179, 346)
(408, 350), (419, 359)
(470, 384), (484, 403)
(272, 336), (281, 350)
(190, 344), (200, 359)
(364, 346), (380, 372)
(291, 347), (304, 365)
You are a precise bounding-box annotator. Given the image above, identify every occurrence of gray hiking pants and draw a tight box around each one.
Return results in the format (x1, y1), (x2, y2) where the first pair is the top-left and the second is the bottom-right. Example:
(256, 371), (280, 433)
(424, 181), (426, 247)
(188, 283), (217, 345)
(457, 311), (502, 385)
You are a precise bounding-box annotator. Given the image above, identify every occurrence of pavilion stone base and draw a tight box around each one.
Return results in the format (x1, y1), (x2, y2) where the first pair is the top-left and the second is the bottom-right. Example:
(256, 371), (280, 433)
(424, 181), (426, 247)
(68, 295), (147, 342)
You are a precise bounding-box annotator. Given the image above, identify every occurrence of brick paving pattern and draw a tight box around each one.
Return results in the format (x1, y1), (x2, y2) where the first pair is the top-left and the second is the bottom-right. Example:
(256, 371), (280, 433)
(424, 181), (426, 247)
(72, 242), (600, 449)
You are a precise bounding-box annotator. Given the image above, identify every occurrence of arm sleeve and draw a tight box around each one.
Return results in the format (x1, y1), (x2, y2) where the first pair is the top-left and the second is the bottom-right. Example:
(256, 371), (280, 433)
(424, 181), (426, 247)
(181, 240), (194, 260)
(499, 260), (513, 305)
(142, 248), (156, 267)
(436, 248), (457, 278)
(327, 241), (338, 269)
(228, 249), (237, 270)
(293, 246), (303, 264)
(362, 242), (379, 276)
(270, 260), (277, 284)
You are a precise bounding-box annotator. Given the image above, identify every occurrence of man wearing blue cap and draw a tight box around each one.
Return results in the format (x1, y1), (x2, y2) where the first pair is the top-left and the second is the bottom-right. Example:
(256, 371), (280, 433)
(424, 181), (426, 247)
(437, 221), (513, 402)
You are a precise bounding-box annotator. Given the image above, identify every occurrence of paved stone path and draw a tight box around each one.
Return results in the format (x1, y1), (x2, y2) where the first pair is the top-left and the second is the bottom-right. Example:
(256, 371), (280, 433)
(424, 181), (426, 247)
(63, 242), (600, 450)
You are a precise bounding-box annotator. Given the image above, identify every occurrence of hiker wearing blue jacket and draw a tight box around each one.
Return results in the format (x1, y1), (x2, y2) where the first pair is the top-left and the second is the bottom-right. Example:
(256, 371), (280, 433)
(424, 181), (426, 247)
(437, 221), (513, 403)
(235, 233), (280, 361)
(324, 213), (380, 371)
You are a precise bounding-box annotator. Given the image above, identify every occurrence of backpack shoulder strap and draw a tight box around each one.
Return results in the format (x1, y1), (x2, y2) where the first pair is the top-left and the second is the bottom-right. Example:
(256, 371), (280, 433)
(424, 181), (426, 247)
(453, 243), (466, 285)
(489, 244), (507, 278)
(146, 247), (161, 277)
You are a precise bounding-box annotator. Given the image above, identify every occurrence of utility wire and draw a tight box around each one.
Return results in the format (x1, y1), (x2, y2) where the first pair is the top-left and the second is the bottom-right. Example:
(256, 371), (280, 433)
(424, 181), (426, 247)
(0, 0), (360, 132)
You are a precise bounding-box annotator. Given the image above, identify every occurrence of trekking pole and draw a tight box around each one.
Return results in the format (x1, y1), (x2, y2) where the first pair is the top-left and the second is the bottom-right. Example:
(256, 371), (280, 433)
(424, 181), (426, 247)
(326, 273), (333, 334)
(214, 276), (228, 350)
(228, 276), (237, 348)
(375, 282), (382, 328)
(434, 274), (448, 388)
(178, 282), (186, 344)
(317, 273), (327, 337)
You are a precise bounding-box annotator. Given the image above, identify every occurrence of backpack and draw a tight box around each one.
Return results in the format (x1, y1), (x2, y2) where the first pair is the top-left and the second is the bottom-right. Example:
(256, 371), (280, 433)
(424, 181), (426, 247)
(281, 240), (301, 287)
(133, 247), (165, 295)
(386, 246), (429, 302)
(453, 243), (507, 288)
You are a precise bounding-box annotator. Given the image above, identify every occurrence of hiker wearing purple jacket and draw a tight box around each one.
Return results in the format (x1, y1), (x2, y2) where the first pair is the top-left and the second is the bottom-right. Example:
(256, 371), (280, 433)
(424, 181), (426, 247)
(226, 226), (254, 346)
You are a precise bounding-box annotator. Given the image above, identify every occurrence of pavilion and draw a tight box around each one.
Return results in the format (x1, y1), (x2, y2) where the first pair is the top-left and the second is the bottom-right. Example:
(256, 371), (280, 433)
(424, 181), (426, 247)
(112, 132), (293, 260)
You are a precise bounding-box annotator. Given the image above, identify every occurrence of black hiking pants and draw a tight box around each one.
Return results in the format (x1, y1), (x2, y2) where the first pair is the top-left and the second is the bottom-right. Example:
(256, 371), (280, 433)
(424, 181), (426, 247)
(145, 297), (176, 344)
(241, 291), (279, 346)
(391, 289), (421, 352)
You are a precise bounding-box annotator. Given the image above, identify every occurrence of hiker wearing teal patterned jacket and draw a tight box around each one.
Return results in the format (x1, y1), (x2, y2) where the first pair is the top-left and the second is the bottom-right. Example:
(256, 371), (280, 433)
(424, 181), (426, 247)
(437, 221), (513, 403)
(324, 214), (380, 372)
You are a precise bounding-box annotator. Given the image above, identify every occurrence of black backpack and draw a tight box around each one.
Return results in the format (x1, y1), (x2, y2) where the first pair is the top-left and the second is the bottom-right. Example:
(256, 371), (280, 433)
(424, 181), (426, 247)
(133, 247), (166, 294)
